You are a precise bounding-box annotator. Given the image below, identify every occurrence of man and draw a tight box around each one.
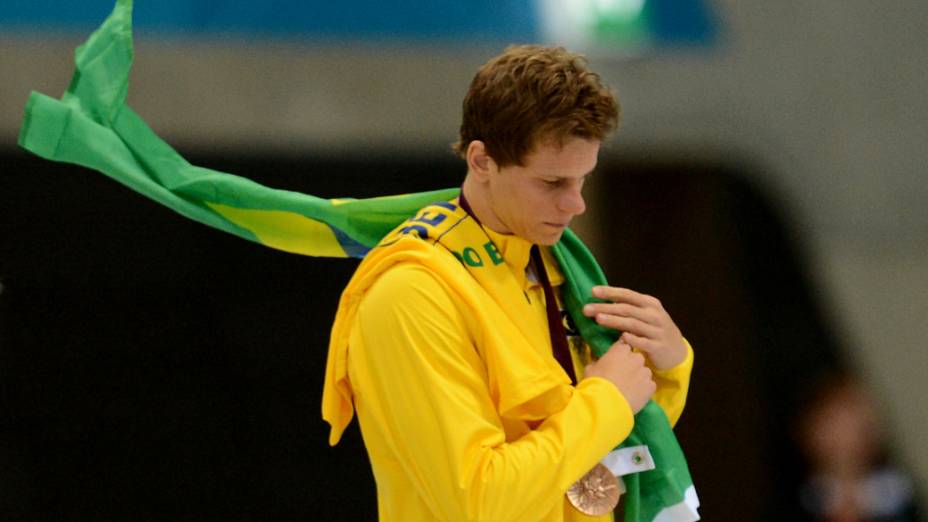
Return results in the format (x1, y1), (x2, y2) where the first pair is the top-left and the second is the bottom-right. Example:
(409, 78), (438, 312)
(322, 46), (694, 521)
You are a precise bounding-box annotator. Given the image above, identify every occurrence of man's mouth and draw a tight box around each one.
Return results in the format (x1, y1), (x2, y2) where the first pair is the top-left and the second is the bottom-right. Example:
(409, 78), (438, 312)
(545, 222), (569, 229)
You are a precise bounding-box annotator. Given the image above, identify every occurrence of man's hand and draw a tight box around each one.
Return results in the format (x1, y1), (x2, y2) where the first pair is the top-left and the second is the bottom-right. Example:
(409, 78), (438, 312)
(584, 342), (655, 414)
(583, 286), (688, 371)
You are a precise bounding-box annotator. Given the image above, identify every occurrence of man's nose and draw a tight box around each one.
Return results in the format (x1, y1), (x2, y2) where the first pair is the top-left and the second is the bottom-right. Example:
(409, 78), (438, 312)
(558, 186), (586, 216)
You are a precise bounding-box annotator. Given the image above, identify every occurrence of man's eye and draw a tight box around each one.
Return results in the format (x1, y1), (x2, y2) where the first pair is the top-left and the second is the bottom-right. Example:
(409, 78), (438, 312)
(543, 179), (561, 187)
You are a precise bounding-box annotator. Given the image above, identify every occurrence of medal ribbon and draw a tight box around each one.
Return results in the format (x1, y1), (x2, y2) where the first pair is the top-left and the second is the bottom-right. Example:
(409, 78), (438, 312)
(529, 244), (578, 385)
(458, 191), (577, 386)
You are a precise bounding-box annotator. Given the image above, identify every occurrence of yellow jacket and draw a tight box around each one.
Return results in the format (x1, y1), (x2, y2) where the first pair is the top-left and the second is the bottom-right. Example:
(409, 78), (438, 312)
(323, 201), (692, 521)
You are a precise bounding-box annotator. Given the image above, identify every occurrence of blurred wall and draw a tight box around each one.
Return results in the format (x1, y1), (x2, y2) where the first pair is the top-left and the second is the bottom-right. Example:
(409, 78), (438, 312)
(2, 0), (926, 486)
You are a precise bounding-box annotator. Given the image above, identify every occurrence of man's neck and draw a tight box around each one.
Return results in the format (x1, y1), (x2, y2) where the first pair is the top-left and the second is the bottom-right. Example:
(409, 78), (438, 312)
(461, 173), (511, 235)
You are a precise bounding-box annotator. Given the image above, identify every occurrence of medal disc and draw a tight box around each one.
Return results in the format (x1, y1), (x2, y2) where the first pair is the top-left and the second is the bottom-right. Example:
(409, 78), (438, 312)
(566, 463), (620, 516)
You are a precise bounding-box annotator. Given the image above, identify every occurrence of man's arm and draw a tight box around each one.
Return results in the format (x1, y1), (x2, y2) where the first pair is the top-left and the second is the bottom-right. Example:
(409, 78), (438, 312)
(649, 340), (693, 427)
(349, 264), (636, 521)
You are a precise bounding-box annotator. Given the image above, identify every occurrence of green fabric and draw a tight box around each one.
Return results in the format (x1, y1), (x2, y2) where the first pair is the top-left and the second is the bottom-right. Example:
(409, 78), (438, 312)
(17, 1), (697, 519)
(553, 231), (697, 521)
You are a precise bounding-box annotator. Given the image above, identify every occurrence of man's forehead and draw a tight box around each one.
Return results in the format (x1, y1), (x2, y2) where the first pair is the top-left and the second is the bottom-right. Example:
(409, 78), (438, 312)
(522, 138), (601, 173)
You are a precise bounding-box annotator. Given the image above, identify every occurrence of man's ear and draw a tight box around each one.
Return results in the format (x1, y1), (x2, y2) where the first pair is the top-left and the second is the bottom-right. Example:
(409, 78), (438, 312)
(466, 140), (497, 181)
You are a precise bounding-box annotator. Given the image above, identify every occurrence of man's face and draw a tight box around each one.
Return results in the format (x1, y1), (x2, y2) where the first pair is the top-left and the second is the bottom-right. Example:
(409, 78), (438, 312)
(485, 137), (600, 246)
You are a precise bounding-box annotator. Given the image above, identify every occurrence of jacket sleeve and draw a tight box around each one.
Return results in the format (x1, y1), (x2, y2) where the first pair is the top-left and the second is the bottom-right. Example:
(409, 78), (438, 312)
(348, 264), (634, 521)
(648, 339), (694, 428)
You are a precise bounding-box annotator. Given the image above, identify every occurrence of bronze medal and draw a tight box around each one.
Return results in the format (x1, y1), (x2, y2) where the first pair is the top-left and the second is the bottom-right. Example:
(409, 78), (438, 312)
(566, 463), (620, 516)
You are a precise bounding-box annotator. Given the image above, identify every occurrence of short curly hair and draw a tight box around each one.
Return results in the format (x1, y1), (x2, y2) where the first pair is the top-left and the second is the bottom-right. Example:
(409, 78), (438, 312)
(451, 45), (620, 167)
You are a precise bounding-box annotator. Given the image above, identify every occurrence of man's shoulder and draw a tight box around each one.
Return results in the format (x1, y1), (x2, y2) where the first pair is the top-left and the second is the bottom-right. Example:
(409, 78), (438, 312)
(375, 199), (465, 250)
(357, 259), (470, 334)
(371, 260), (452, 293)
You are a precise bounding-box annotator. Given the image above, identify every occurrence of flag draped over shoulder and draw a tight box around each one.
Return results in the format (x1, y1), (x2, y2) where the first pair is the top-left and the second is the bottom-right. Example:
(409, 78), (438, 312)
(17, 1), (698, 520)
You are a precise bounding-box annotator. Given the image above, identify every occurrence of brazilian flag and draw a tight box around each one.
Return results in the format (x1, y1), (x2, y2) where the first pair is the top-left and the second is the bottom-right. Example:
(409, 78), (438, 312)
(18, 0), (457, 260)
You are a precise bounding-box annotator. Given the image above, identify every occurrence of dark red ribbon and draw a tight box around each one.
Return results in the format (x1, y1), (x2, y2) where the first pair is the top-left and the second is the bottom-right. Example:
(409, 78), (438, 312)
(529, 245), (578, 385)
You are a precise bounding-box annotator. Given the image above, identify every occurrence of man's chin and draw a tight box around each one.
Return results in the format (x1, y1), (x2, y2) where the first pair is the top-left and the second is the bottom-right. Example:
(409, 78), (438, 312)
(535, 230), (565, 246)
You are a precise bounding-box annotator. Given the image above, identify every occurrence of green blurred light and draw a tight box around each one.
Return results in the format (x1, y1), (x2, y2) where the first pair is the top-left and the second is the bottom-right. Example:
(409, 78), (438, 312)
(539, 0), (652, 52)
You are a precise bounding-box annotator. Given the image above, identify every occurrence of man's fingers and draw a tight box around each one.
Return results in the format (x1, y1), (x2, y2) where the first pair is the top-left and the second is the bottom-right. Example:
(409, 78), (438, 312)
(583, 302), (661, 325)
(599, 341), (632, 358)
(591, 286), (660, 308)
(620, 332), (657, 354)
(585, 341), (655, 413)
(602, 344), (647, 368)
(593, 314), (659, 338)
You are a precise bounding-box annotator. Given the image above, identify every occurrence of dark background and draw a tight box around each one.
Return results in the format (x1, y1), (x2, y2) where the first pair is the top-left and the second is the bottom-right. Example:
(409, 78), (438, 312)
(2, 148), (847, 520)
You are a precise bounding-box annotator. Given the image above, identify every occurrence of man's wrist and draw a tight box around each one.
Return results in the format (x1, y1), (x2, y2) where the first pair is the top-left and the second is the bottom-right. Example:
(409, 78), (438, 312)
(651, 339), (693, 375)
(651, 340), (688, 370)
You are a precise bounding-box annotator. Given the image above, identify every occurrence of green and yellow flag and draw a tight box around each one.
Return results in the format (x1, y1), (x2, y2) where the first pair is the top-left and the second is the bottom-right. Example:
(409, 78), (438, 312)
(18, 1), (698, 519)
(18, 0), (456, 260)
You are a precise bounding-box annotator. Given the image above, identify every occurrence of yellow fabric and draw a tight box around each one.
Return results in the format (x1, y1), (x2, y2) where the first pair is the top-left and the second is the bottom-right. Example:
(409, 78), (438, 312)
(649, 339), (694, 428)
(206, 202), (348, 258)
(322, 200), (692, 521)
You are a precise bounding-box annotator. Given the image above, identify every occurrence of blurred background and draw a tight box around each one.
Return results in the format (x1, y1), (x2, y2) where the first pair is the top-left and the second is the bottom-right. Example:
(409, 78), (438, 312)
(1, 0), (925, 520)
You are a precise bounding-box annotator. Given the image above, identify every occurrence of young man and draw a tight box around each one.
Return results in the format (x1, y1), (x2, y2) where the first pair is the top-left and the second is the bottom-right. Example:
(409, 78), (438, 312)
(323, 45), (696, 521)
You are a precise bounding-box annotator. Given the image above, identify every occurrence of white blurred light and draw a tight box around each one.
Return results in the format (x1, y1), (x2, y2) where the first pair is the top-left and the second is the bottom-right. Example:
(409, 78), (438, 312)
(538, 0), (594, 49)
(594, 0), (646, 21)
(536, 0), (649, 53)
